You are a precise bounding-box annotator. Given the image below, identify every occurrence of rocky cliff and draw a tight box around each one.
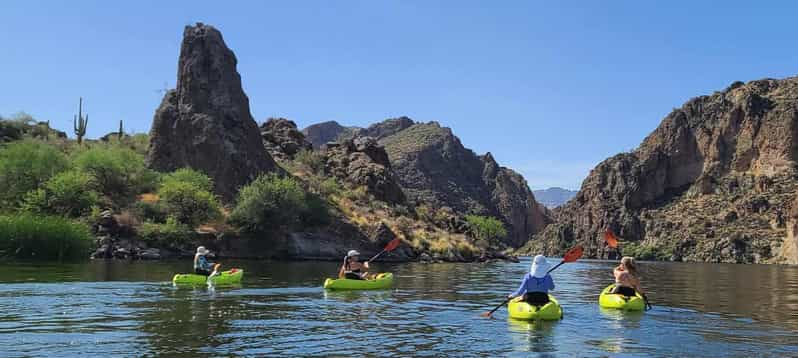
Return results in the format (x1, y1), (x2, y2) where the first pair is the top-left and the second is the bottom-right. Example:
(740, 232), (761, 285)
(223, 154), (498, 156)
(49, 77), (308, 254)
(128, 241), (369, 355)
(373, 120), (550, 247)
(302, 121), (359, 148)
(523, 77), (798, 264)
(147, 23), (280, 201)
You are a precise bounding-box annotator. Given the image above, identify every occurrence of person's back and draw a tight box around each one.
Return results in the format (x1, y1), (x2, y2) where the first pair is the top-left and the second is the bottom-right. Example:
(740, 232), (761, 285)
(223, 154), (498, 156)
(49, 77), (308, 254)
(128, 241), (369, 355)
(508, 255), (555, 305)
(193, 246), (216, 276)
(612, 256), (642, 296)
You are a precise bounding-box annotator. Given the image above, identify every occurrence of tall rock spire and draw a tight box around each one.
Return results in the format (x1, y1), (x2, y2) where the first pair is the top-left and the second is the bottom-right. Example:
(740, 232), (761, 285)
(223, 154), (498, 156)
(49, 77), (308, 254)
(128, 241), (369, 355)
(147, 23), (280, 201)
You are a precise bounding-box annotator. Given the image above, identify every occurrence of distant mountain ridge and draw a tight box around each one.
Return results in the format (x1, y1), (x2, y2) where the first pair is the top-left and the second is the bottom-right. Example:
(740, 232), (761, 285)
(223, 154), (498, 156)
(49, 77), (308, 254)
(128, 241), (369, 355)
(533, 187), (577, 208)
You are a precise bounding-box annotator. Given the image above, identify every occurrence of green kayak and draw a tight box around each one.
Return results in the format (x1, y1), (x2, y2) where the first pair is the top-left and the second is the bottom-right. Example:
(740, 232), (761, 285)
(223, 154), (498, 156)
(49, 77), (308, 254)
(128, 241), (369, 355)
(323, 272), (393, 290)
(172, 268), (244, 286)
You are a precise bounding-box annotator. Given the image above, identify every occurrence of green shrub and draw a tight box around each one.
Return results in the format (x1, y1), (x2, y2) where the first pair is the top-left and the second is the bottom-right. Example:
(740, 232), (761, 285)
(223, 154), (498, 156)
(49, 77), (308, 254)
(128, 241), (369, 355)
(160, 168), (214, 192)
(229, 173), (329, 233)
(21, 170), (99, 218)
(294, 149), (325, 174)
(134, 200), (167, 223)
(622, 242), (670, 261)
(158, 177), (221, 227)
(303, 193), (331, 227)
(137, 217), (192, 244)
(72, 145), (158, 207)
(465, 215), (507, 245)
(0, 140), (69, 209)
(0, 214), (92, 260)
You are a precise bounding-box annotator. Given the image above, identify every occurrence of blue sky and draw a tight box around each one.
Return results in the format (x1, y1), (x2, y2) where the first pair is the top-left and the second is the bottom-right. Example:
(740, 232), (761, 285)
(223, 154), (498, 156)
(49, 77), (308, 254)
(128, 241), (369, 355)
(2, 1), (797, 190)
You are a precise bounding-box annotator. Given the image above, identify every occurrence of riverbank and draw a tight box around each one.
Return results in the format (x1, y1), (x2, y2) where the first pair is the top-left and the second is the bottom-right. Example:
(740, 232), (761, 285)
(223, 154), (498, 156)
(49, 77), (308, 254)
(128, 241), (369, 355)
(89, 229), (519, 264)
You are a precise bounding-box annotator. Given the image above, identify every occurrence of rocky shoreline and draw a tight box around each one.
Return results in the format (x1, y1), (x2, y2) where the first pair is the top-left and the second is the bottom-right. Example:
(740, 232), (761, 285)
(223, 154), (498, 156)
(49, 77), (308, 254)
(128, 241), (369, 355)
(90, 210), (519, 263)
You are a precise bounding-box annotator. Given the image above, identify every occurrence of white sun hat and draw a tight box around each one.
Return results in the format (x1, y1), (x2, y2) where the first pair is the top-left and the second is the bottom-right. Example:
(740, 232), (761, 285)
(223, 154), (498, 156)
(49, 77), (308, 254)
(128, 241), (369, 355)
(196, 246), (209, 255)
(347, 250), (360, 258)
(530, 255), (551, 278)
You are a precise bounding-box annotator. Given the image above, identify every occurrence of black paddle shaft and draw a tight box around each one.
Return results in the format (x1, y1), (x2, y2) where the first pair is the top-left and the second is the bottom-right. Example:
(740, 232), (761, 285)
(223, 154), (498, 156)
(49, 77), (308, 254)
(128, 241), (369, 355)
(546, 260), (566, 275)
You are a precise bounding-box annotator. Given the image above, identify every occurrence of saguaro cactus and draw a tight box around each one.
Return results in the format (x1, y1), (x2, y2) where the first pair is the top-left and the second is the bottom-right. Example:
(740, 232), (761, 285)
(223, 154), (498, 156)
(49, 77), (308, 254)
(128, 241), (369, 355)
(73, 97), (88, 145)
(42, 120), (50, 140)
(118, 119), (124, 140)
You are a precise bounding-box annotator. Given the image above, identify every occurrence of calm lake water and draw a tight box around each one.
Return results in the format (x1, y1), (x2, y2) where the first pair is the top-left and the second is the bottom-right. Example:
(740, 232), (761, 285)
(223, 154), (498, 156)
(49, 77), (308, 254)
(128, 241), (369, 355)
(0, 258), (796, 356)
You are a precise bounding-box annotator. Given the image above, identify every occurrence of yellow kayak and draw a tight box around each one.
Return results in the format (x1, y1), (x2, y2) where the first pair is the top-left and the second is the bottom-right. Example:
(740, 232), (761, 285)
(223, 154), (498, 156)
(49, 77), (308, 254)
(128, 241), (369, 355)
(507, 295), (563, 321)
(323, 273), (393, 290)
(599, 284), (645, 311)
(172, 269), (244, 286)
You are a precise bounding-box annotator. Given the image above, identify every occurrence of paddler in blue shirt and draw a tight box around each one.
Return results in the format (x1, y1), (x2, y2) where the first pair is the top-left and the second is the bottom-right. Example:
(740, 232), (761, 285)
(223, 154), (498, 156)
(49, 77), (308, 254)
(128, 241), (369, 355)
(508, 254), (555, 306)
(193, 246), (218, 276)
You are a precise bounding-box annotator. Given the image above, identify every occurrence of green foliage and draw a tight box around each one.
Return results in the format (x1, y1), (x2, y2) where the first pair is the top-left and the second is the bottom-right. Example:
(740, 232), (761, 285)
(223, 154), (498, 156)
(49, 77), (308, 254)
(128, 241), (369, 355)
(0, 140), (69, 209)
(294, 149), (325, 174)
(622, 242), (671, 261)
(134, 200), (167, 223)
(305, 174), (341, 197)
(0, 214), (92, 260)
(229, 173), (329, 233)
(158, 171), (221, 227)
(160, 168), (214, 192)
(465, 215), (507, 245)
(72, 145), (158, 207)
(127, 133), (150, 155)
(21, 170), (99, 218)
(137, 217), (192, 244)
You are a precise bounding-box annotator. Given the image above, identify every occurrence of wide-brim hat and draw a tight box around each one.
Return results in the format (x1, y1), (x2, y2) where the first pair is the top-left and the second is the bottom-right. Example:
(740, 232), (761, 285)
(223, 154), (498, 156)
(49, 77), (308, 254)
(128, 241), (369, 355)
(530, 255), (551, 278)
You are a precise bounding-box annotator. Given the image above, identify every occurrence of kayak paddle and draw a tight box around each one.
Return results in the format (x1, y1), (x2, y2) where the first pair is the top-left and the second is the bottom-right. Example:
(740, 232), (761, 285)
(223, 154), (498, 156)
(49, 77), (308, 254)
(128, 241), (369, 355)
(367, 238), (402, 263)
(544, 245), (584, 275)
(481, 245), (584, 318)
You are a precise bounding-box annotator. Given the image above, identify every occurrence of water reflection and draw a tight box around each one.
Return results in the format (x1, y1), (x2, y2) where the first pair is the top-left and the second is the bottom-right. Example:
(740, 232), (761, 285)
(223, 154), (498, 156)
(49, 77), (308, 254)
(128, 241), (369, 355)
(507, 319), (557, 353)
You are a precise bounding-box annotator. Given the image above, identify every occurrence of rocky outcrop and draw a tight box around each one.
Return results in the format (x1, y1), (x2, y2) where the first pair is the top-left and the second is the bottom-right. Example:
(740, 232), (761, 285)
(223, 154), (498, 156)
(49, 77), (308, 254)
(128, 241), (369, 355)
(324, 136), (406, 204)
(259, 118), (312, 162)
(376, 120), (550, 247)
(302, 121), (359, 148)
(146, 23), (280, 201)
(358, 116), (415, 140)
(525, 77), (798, 263)
(778, 195), (798, 264)
(482, 153), (552, 247)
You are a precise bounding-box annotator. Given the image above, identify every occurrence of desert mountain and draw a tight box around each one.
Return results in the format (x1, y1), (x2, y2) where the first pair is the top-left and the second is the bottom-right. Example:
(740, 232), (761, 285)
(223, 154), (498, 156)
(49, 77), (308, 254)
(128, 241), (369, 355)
(307, 117), (551, 248)
(522, 77), (798, 264)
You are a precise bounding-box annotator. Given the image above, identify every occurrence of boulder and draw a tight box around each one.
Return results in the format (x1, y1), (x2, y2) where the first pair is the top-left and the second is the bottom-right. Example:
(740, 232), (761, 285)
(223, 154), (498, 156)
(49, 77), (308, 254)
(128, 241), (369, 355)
(138, 248), (162, 260)
(324, 136), (406, 204)
(146, 23), (281, 201)
(259, 118), (312, 162)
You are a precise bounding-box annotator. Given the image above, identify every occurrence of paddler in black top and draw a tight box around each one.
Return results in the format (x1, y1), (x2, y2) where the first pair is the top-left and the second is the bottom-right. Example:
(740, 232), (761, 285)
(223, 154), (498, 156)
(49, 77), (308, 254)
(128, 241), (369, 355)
(338, 250), (371, 280)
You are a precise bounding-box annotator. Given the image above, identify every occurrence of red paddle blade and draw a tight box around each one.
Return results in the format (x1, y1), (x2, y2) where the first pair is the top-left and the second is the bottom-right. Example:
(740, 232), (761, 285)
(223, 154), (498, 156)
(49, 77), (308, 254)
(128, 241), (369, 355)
(604, 229), (619, 248)
(384, 238), (402, 252)
(563, 245), (584, 262)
